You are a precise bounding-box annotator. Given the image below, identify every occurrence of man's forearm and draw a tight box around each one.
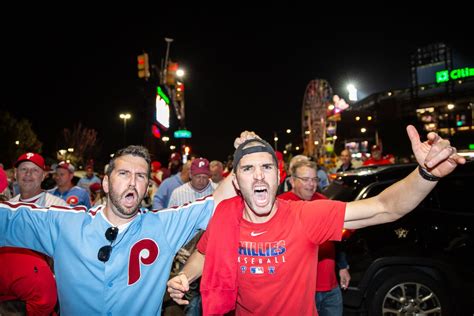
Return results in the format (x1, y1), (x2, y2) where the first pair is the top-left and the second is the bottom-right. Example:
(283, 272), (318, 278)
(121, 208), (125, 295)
(377, 167), (437, 217)
(180, 250), (205, 283)
(213, 174), (236, 206)
(345, 167), (437, 229)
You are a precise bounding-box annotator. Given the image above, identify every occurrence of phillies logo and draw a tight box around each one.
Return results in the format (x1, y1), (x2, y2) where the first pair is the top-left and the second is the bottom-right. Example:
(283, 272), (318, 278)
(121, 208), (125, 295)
(199, 161), (205, 167)
(66, 196), (79, 205)
(128, 239), (159, 285)
(26, 153), (34, 159)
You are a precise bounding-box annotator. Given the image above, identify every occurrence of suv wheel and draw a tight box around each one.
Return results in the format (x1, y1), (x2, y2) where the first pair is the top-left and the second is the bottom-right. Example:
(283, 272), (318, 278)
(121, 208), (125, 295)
(368, 272), (450, 316)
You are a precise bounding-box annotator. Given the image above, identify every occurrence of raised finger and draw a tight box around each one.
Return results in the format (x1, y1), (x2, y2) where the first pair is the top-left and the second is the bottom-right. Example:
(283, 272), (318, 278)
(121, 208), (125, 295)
(406, 125), (422, 149)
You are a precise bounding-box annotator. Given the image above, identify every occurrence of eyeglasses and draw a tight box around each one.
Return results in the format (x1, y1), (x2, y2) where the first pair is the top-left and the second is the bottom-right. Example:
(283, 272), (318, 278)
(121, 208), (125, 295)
(293, 175), (319, 184)
(98, 227), (119, 262)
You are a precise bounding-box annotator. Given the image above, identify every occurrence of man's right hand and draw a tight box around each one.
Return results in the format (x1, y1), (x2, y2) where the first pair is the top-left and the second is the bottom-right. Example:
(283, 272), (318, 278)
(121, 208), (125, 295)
(167, 273), (190, 305)
(234, 131), (259, 149)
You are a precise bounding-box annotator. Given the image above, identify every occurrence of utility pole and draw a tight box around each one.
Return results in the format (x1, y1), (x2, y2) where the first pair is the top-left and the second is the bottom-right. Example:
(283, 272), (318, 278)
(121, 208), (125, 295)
(162, 37), (174, 85)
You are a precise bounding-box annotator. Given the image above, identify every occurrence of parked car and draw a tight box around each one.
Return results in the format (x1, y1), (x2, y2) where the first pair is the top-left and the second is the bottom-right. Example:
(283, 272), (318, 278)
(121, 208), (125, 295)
(324, 161), (474, 316)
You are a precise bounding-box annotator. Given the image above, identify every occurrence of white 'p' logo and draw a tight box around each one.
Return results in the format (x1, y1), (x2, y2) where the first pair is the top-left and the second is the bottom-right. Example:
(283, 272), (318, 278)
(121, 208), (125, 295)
(199, 161), (205, 168)
(26, 153), (34, 159)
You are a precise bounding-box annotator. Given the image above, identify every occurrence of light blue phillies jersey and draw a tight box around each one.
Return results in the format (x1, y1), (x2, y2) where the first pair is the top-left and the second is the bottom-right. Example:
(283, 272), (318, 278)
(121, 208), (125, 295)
(0, 197), (214, 315)
(49, 185), (91, 208)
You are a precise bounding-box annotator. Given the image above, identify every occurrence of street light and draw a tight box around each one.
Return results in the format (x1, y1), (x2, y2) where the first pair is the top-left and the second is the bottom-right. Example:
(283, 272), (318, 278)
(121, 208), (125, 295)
(347, 83), (358, 101)
(119, 113), (132, 145)
(162, 37), (174, 85)
(176, 69), (185, 78)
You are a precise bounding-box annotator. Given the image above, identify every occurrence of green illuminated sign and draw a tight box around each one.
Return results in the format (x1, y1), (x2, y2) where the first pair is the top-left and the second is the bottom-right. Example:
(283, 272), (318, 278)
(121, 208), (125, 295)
(469, 144), (474, 150)
(174, 129), (192, 138)
(157, 86), (170, 104)
(436, 67), (474, 83)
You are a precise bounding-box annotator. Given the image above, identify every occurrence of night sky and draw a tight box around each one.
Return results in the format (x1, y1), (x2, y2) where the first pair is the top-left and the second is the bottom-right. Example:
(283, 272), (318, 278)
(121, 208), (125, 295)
(2, 12), (473, 167)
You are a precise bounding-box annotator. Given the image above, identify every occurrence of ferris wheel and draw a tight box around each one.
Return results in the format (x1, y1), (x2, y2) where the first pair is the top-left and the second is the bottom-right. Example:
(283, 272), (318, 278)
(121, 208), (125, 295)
(301, 79), (333, 161)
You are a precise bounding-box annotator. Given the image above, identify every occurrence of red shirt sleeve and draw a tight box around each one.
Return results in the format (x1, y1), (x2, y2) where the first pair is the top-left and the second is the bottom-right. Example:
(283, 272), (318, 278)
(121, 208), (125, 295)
(298, 199), (346, 244)
(197, 229), (209, 254)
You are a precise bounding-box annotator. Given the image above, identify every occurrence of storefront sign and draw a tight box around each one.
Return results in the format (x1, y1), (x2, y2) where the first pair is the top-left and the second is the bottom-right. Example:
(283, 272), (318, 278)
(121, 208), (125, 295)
(436, 67), (474, 83)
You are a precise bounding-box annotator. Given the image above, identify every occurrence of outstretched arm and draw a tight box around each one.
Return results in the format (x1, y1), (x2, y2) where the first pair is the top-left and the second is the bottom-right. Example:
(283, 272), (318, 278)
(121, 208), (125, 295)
(344, 125), (465, 229)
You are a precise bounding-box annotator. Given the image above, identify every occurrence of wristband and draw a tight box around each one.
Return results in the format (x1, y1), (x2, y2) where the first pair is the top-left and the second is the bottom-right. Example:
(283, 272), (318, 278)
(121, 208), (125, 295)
(418, 166), (441, 181)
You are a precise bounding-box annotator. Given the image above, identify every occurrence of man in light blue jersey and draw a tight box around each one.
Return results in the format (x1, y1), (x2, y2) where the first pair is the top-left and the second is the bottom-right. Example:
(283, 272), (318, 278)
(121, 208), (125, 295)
(49, 161), (91, 208)
(0, 136), (246, 315)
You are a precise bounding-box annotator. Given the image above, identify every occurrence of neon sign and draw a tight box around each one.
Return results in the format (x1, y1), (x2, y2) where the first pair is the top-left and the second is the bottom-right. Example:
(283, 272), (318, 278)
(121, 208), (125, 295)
(436, 67), (474, 83)
(155, 86), (170, 130)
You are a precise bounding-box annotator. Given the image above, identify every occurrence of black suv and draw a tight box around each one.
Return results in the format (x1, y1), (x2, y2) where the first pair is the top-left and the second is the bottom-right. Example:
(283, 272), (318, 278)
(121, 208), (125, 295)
(324, 161), (474, 316)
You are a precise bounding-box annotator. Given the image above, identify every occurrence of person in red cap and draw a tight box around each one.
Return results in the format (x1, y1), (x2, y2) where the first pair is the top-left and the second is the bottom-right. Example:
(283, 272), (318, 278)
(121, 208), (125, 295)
(90, 182), (106, 206)
(168, 157), (217, 316)
(168, 158), (216, 208)
(1, 153), (68, 315)
(10, 153), (68, 207)
(363, 145), (395, 166)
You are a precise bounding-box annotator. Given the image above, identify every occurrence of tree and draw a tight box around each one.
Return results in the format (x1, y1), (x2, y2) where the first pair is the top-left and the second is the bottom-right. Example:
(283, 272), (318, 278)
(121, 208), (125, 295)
(58, 123), (99, 168)
(0, 111), (42, 168)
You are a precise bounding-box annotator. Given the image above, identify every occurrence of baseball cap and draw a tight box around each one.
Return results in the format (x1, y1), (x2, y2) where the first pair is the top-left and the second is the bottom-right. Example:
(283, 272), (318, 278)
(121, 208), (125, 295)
(90, 182), (102, 193)
(233, 138), (278, 171)
(15, 152), (46, 170)
(151, 161), (162, 172)
(56, 161), (75, 173)
(170, 152), (181, 162)
(191, 158), (211, 176)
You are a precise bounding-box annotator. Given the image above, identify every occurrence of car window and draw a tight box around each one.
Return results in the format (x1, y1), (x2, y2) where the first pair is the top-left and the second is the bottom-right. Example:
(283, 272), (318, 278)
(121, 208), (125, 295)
(432, 175), (473, 213)
(357, 180), (394, 200)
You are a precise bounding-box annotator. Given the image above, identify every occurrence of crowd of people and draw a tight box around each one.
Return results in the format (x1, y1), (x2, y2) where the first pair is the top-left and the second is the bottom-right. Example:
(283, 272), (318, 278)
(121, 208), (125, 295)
(0, 125), (465, 315)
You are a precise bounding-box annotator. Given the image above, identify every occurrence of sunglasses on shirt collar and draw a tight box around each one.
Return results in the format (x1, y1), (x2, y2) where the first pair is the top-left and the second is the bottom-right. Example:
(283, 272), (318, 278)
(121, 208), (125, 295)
(98, 226), (119, 262)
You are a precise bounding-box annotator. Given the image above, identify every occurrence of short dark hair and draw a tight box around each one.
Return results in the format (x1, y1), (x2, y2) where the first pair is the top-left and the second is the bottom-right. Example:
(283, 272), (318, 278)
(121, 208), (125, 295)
(106, 145), (151, 178)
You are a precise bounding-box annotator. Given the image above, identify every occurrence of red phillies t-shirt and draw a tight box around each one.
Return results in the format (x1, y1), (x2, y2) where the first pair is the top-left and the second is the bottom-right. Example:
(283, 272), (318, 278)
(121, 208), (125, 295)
(278, 191), (339, 291)
(198, 198), (346, 315)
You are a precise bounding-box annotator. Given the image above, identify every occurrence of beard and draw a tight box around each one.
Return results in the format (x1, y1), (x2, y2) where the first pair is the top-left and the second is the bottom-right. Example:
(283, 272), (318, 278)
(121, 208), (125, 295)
(239, 179), (278, 216)
(108, 185), (142, 219)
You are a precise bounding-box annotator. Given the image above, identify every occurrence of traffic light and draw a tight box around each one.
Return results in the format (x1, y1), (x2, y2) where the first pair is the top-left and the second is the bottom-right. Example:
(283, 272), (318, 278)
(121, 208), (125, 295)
(137, 53), (150, 79)
(166, 62), (179, 86)
(176, 81), (184, 101)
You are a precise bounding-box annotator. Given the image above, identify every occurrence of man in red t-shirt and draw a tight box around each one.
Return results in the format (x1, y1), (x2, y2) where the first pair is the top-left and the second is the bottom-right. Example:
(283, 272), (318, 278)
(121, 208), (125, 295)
(167, 127), (464, 316)
(278, 159), (350, 316)
(363, 145), (395, 166)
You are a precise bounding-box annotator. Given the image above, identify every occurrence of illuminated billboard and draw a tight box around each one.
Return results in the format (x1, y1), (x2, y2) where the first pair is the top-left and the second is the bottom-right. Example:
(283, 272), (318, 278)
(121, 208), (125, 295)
(155, 86), (170, 130)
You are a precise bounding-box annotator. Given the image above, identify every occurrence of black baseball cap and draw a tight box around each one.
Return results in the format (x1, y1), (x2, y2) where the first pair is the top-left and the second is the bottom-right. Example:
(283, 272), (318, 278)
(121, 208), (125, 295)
(233, 138), (278, 171)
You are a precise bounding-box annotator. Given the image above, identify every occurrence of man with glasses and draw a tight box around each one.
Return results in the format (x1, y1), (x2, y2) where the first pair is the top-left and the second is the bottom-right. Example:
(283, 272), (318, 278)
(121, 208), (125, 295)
(278, 159), (350, 316)
(0, 140), (244, 315)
